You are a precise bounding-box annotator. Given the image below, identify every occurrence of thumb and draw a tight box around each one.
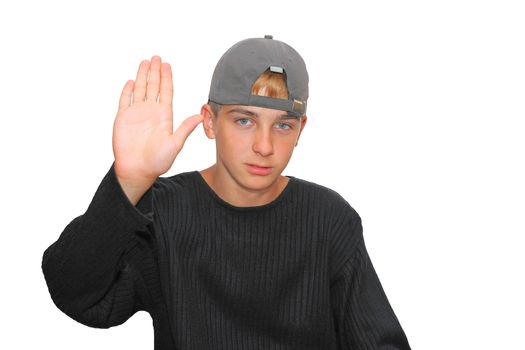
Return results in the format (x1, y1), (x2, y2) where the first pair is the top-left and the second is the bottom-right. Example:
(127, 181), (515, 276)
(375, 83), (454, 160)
(170, 114), (204, 154)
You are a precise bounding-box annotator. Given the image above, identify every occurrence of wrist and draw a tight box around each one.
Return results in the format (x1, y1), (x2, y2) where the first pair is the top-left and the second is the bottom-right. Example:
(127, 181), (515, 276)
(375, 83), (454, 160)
(115, 175), (154, 206)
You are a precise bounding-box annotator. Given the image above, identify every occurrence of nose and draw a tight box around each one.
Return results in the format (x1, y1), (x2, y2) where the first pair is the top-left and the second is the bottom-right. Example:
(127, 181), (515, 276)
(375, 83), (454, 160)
(252, 128), (274, 157)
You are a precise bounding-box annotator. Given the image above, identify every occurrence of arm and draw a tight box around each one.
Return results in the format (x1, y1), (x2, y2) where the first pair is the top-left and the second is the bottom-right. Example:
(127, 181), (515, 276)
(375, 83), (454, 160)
(41, 162), (155, 328)
(42, 56), (202, 327)
(330, 215), (411, 349)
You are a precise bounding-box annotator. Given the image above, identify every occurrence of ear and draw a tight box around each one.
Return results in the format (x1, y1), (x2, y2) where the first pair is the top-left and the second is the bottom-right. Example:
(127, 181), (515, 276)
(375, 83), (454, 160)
(201, 104), (216, 139)
(295, 115), (308, 146)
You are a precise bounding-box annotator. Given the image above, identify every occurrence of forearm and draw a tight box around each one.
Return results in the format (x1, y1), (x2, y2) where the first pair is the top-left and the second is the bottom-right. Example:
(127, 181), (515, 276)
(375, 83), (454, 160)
(42, 162), (154, 325)
(331, 239), (411, 349)
(115, 174), (154, 206)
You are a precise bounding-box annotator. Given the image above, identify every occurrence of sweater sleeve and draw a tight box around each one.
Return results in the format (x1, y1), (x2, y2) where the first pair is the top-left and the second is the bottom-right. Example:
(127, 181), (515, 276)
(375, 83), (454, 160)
(330, 215), (411, 350)
(41, 162), (157, 328)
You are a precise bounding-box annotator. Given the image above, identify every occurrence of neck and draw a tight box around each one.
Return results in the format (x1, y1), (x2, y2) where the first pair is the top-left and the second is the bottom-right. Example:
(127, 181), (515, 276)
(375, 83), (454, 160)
(199, 165), (289, 207)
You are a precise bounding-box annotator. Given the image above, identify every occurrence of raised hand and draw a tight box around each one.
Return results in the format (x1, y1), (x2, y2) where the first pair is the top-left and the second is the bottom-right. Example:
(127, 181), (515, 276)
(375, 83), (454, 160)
(112, 56), (203, 204)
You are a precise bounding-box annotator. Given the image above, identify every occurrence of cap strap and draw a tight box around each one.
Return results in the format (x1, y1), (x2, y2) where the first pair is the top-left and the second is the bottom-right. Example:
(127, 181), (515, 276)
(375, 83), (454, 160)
(248, 95), (306, 117)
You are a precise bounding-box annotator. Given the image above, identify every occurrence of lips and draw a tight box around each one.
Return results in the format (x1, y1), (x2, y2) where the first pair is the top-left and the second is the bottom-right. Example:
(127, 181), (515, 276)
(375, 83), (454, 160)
(246, 163), (273, 176)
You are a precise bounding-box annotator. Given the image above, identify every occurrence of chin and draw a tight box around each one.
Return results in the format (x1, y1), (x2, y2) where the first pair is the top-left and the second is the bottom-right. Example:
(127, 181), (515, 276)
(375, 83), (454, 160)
(240, 173), (281, 192)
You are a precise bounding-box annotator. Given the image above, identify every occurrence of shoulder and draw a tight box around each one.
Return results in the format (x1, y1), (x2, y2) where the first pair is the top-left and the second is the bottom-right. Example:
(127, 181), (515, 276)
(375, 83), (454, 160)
(289, 176), (364, 275)
(289, 176), (360, 220)
(150, 171), (202, 206)
(154, 171), (199, 191)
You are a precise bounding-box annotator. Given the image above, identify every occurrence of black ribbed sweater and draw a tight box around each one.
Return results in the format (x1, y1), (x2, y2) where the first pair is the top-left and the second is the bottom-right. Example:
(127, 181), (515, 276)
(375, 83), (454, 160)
(42, 162), (411, 349)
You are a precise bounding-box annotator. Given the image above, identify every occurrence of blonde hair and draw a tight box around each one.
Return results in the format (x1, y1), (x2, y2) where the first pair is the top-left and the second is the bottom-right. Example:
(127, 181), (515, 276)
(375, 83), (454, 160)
(208, 69), (289, 116)
(251, 69), (289, 99)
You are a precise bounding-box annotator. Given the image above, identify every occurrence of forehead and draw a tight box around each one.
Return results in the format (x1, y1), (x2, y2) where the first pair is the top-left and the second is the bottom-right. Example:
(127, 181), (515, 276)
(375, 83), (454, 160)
(221, 105), (299, 120)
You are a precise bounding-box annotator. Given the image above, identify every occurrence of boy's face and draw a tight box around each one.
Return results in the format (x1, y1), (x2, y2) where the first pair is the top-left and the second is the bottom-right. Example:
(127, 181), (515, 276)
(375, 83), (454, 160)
(202, 103), (307, 199)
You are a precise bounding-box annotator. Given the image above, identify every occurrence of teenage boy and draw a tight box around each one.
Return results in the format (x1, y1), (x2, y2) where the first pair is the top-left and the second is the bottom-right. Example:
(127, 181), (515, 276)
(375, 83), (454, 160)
(42, 35), (411, 349)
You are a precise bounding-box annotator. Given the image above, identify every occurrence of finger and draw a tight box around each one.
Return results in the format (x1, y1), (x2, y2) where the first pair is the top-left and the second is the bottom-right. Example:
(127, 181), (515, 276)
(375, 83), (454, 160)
(118, 80), (134, 111)
(171, 114), (204, 149)
(146, 56), (161, 102)
(159, 62), (173, 105)
(133, 60), (150, 103)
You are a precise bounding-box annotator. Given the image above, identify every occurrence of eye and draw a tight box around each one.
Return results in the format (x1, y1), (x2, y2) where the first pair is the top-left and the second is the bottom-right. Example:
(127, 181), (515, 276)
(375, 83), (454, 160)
(235, 118), (252, 126)
(275, 122), (292, 131)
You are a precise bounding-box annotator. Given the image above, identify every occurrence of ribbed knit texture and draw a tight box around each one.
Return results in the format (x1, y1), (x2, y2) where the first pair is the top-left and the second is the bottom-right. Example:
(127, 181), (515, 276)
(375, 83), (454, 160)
(42, 162), (411, 350)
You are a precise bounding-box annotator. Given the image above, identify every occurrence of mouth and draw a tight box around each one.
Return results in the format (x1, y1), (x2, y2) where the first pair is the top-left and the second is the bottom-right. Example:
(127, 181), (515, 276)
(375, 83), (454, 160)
(246, 163), (273, 176)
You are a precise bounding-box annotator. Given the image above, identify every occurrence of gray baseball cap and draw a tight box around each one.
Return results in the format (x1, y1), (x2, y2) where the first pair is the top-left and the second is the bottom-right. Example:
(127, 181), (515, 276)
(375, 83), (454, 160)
(208, 35), (309, 117)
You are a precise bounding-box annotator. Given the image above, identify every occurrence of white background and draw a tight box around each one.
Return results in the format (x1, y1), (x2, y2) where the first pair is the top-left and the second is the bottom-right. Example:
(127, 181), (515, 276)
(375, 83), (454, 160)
(1, 0), (524, 349)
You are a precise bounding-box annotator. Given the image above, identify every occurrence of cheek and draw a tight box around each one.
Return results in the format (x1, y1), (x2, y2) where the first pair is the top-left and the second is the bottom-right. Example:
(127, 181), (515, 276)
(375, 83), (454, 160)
(216, 129), (251, 154)
(273, 139), (297, 159)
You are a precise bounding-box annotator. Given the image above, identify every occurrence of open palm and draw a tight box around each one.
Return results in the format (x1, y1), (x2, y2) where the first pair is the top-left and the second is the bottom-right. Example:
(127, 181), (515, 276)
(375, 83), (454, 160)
(112, 56), (203, 184)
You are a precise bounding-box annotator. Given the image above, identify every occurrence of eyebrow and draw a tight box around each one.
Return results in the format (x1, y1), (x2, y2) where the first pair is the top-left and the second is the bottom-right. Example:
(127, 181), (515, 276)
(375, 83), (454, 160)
(227, 108), (300, 121)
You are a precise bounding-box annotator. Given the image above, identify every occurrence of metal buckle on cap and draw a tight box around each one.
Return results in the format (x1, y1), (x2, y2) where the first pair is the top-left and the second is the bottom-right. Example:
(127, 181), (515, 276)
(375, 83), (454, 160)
(270, 66), (284, 74)
(292, 99), (306, 115)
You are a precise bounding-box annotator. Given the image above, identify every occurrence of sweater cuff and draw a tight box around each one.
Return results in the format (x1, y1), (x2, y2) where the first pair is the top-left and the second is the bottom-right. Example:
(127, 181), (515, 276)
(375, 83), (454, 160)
(83, 162), (154, 231)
